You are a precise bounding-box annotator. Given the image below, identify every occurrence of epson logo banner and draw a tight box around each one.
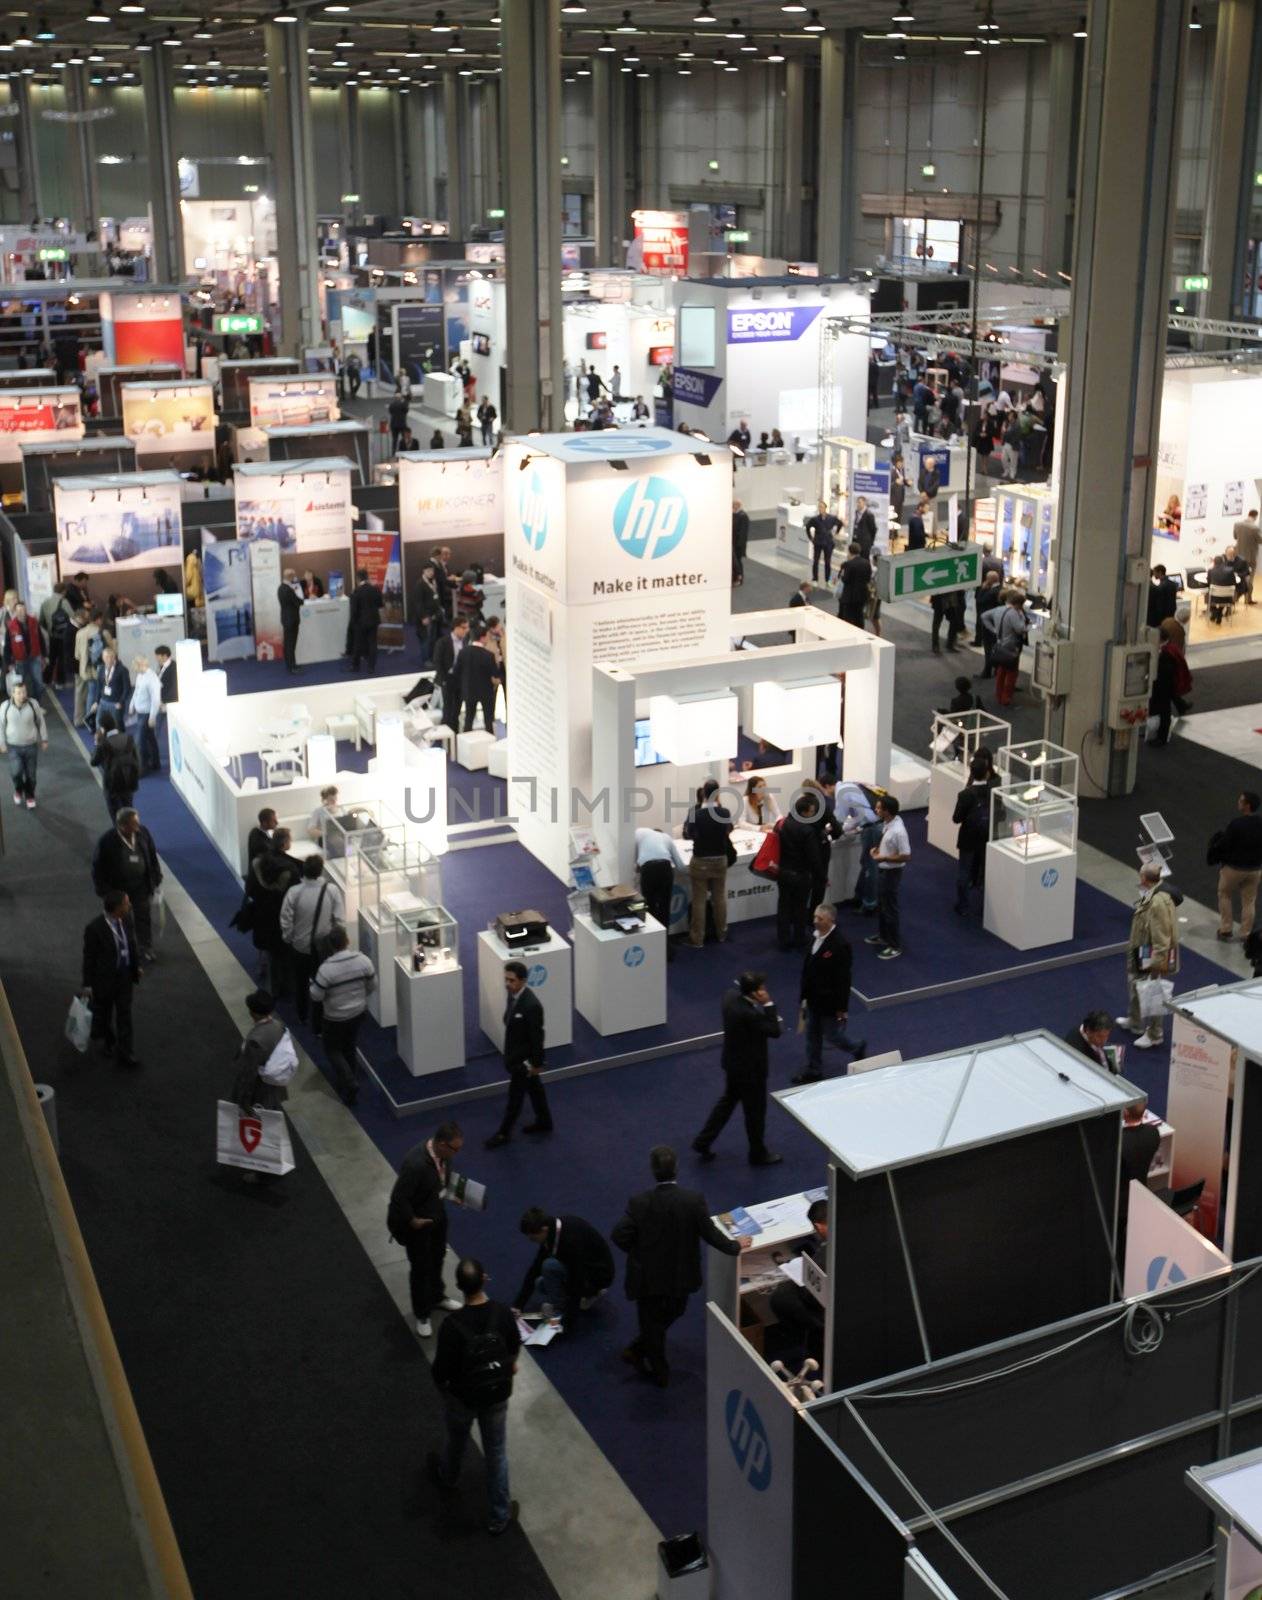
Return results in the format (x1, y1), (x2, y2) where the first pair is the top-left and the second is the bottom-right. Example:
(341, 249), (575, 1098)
(726, 305), (824, 344)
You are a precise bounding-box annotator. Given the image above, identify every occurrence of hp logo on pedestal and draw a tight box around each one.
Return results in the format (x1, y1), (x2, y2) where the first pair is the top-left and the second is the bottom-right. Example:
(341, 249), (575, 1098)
(623, 944), (645, 968)
(519, 469), (549, 551)
(613, 475), (688, 561)
(170, 728), (183, 773)
(1041, 867), (1059, 889)
(724, 1389), (772, 1491)
(1146, 1256), (1188, 1293)
(527, 963), (548, 987)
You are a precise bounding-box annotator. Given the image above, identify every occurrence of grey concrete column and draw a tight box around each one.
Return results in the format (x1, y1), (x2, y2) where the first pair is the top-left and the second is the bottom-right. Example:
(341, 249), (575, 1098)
(338, 85), (362, 222)
(443, 71), (467, 239)
(779, 58), (805, 262)
(140, 48), (185, 284)
(1049, 0), (1186, 798)
(421, 88), (442, 218)
(817, 33), (856, 276)
(635, 71), (663, 212)
(592, 58), (626, 265)
(64, 67), (100, 237)
(500, 0), (564, 431)
(481, 79), (501, 219)
(264, 20), (321, 356)
(402, 92), (429, 218)
(1041, 36), (1077, 278)
(12, 78), (42, 223)
(390, 93), (406, 220)
(1201, 0), (1261, 321)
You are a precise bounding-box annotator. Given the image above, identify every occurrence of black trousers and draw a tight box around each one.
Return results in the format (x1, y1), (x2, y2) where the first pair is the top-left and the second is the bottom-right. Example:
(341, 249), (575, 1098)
(839, 601), (866, 630)
(282, 624), (299, 673)
(441, 684), (461, 732)
(877, 868), (902, 951)
(639, 857), (675, 935)
(322, 1012), (363, 1097)
(351, 627), (378, 672)
(288, 946), (319, 1022)
(90, 976), (134, 1058)
(696, 1070), (768, 1157)
(631, 1292), (689, 1379)
(812, 545), (833, 584)
(498, 1065), (552, 1137)
(464, 692), (496, 734)
(769, 1280), (825, 1360)
(776, 869), (812, 951)
(400, 1213), (448, 1319)
(130, 893), (153, 955)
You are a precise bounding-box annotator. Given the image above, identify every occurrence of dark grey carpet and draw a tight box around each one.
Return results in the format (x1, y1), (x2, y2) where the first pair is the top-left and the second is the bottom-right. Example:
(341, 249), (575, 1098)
(0, 713), (556, 1600)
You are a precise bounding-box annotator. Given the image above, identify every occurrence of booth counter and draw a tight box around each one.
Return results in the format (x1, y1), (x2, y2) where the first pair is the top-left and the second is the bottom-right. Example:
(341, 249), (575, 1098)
(115, 611), (186, 677)
(295, 596), (350, 666)
(706, 1187), (825, 1359)
(669, 828), (861, 933)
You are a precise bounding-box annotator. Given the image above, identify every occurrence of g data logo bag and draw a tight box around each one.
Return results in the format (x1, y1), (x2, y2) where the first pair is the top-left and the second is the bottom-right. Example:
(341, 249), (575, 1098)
(519, 469), (549, 551)
(613, 475), (688, 560)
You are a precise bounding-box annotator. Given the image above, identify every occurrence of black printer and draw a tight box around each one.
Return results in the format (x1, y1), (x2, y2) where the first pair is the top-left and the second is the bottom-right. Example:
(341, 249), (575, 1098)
(495, 909), (550, 948)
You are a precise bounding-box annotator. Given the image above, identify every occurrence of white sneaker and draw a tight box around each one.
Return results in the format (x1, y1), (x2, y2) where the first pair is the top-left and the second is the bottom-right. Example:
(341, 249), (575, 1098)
(439, 1297), (462, 1313)
(416, 1317), (433, 1338)
(11, 791), (20, 806)
(1132, 1035), (1161, 1050)
(25, 796), (35, 810)
(1115, 1017), (1144, 1033)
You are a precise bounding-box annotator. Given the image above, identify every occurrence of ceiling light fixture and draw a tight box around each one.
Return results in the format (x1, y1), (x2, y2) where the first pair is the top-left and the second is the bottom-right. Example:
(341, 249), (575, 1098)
(84, 11), (110, 24)
(597, 32), (616, 50)
(35, 18), (55, 39)
(119, 1), (145, 10)
(1188, 5), (1202, 25)
(678, 39), (695, 56)
(273, 9), (298, 20)
(431, 10), (453, 31)
(446, 33), (465, 52)
(1072, 14), (1086, 34)
(694, 2), (717, 22)
(767, 38), (785, 59)
(804, 9), (824, 30)
(193, 17), (213, 37)
(891, 7), (914, 19)
(725, 18), (745, 37)
(561, 0), (586, 12)
(617, 8), (637, 30)
(136, 33), (152, 50)
(162, 28), (180, 45)
(780, 0), (806, 12)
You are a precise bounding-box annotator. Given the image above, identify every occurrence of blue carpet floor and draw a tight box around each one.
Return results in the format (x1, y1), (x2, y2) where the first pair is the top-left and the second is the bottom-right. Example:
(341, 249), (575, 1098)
(57, 663), (1238, 1542)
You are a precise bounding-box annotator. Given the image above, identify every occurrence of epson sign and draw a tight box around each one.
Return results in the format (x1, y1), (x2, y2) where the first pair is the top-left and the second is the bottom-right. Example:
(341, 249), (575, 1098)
(727, 305), (824, 344)
(672, 367), (723, 408)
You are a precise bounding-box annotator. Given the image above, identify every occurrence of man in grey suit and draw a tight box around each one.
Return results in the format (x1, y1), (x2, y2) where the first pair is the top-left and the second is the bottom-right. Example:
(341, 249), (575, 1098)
(612, 1145), (750, 1386)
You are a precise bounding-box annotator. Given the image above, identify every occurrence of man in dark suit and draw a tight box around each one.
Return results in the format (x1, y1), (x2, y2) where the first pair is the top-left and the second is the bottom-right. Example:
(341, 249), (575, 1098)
(277, 570), (303, 673)
(692, 971), (783, 1165)
(788, 580), (813, 610)
(852, 496), (878, 558)
(430, 545), (454, 618)
(512, 1208), (615, 1318)
(387, 1121), (465, 1339)
(837, 542), (871, 630)
(461, 627), (502, 734)
(432, 617), (469, 732)
(92, 807), (162, 962)
(777, 792), (828, 952)
(485, 961), (553, 1149)
(95, 646), (130, 728)
(1064, 1009), (1118, 1073)
(348, 567), (383, 672)
(612, 1144), (749, 1386)
(82, 888), (142, 1067)
(793, 905), (865, 1083)
(246, 807), (278, 870)
(768, 1198), (828, 1357)
(906, 499), (927, 551)
(731, 500), (750, 585)
(154, 643), (178, 703)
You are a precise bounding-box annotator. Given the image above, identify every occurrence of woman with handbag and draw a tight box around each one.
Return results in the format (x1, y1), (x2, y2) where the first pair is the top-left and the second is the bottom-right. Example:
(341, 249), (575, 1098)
(683, 778), (734, 948)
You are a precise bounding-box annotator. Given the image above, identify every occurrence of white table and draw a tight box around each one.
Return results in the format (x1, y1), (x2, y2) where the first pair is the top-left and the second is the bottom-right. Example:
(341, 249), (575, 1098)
(115, 612), (187, 678)
(295, 596), (349, 666)
(671, 827), (776, 931)
(395, 953), (466, 1076)
(572, 911), (667, 1036)
(983, 838), (1076, 949)
(325, 711), (361, 750)
(476, 927), (573, 1050)
(423, 371), (461, 417)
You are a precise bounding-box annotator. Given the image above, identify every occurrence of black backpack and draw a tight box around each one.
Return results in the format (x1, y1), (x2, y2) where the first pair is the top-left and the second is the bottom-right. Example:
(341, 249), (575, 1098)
(109, 738), (141, 794)
(457, 1318), (513, 1407)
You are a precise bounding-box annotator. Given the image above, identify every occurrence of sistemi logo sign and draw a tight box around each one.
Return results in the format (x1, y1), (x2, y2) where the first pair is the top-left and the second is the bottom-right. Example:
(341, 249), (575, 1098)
(519, 469), (549, 551)
(613, 475), (688, 560)
(724, 1389), (772, 1490)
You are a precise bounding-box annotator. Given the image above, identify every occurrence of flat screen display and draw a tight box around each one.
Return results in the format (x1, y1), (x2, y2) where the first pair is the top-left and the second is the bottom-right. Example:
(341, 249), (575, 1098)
(634, 717), (667, 767)
(585, 331), (608, 350)
(648, 345), (674, 367)
(678, 305), (716, 369)
(155, 592), (185, 617)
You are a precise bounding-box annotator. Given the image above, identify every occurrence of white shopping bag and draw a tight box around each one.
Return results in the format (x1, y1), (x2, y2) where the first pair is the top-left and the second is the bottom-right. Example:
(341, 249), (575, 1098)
(1135, 976), (1174, 1021)
(65, 994), (92, 1054)
(216, 1100), (295, 1175)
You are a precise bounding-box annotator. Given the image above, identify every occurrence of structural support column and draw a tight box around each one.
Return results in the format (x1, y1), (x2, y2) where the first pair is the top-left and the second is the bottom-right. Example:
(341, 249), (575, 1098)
(338, 85), (363, 223)
(779, 59), (806, 262)
(1201, 0), (1262, 322)
(635, 72), (664, 212)
(816, 33), (855, 277)
(1041, 36), (1077, 279)
(592, 58), (626, 265)
(1049, 0), (1186, 798)
(65, 67), (100, 237)
(501, 0), (564, 431)
(140, 47), (185, 284)
(481, 80), (501, 221)
(264, 20), (321, 357)
(13, 78), (42, 224)
(401, 93), (426, 218)
(443, 71), (468, 240)
(421, 87), (441, 218)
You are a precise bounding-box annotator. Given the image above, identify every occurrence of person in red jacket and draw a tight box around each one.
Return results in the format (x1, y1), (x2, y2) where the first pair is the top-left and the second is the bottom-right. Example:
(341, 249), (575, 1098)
(4, 601), (44, 697)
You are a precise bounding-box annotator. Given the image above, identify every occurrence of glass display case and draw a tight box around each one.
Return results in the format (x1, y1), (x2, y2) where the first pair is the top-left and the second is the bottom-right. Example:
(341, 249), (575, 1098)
(997, 739), (1079, 796)
(395, 903), (459, 974)
(323, 800), (404, 865)
(357, 839), (443, 933)
(930, 708), (1010, 771)
(989, 781), (1078, 861)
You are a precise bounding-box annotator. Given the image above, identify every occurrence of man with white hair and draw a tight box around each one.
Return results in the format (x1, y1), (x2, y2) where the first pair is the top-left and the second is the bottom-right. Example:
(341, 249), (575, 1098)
(1119, 862), (1178, 1049)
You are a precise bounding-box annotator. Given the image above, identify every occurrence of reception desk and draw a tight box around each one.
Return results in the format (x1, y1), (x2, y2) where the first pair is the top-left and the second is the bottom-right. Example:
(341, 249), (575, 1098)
(670, 827), (861, 932)
(115, 611), (187, 677)
(296, 596), (349, 666)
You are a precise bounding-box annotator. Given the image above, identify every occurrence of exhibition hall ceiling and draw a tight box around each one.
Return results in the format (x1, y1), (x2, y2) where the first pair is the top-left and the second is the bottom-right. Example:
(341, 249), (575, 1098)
(0, 0), (1216, 79)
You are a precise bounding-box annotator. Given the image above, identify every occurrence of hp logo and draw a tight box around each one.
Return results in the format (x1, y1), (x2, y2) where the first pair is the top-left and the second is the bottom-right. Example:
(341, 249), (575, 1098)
(170, 728), (183, 773)
(519, 469), (549, 551)
(613, 475), (688, 561)
(724, 1390), (772, 1491)
(669, 884), (687, 923)
(1146, 1256), (1188, 1293)
(568, 434), (670, 456)
(1041, 867), (1059, 889)
(527, 963), (548, 987)
(623, 944), (645, 968)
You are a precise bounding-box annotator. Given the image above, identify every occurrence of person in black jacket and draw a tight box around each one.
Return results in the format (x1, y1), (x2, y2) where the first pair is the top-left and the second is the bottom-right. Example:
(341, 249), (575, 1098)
(731, 500), (750, 585)
(1146, 565), (1179, 630)
(777, 792), (828, 951)
(906, 498), (928, 551)
(411, 562), (443, 665)
(683, 779), (734, 948)
(277, 571), (303, 673)
(952, 754), (995, 916)
(767, 1198), (828, 1357)
(1064, 1010), (1117, 1072)
(388, 1122), (465, 1338)
(91, 712), (141, 819)
(246, 807), (277, 869)
(461, 629), (502, 734)
(81, 888), (142, 1067)
(246, 827), (302, 995)
(792, 906), (864, 1083)
(612, 1144), (749, 1386)
(485, 962), (552, 1149)
(692, 972), (783, 1165)
(92, 807), (162, 961)
(805, 500), (839, 585)
(836, 542), (871, 630)
(511, 1208), (615, 1317)
(852, 496), (877, 558)
(973, 571), (1004, 676)
(1213, 790), (1262, 943)
(348, 567), (383, 672)
(430, 545), (454, 618)
(430, 617), (469, 731)
(154, 643), (178, 704)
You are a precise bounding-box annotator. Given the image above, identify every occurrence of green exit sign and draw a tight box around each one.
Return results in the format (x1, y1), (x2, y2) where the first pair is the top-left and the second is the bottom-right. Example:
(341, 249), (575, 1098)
(921, 162), (936, 178)
(487, 207), (505, 219)
(878, 544), (981, 601)
(38, 247), (67, 261)
(726, 230), (750, 244)
(1181, 273), (1210, 292)
(214, 313), (264, 335)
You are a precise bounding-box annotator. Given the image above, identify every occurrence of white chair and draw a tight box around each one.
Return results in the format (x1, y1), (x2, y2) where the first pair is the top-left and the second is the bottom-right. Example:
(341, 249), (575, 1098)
(325, 711), (361, 750)
(261, 749), (305, 787)
(1207, 583), (1236, 623)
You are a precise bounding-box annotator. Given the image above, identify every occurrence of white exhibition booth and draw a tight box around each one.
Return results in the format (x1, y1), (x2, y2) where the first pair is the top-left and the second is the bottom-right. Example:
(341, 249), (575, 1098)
(120, 377), (217, 469)
(396, 448), (504, 586)
(53, 468), (187, 613)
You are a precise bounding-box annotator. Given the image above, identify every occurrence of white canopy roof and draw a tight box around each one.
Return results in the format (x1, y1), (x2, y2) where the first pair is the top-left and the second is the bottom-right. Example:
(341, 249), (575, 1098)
(1174, 979), (1262, 1057)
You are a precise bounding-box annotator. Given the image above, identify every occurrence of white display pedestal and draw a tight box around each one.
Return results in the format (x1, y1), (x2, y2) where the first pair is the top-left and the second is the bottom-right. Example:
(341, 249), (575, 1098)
(358, 906), (412, 1028)
(456, 729), (496, 770)
(572, 912), (667, 1036)
(885, 744), (931, 811)
(296, 596), (350, 666)
(983, 840), (1076, 950)
(476, 928), (573, 1050)
(423, 371), (460, 416)
(927, 762), (967, 856)
(395, 954), (466, 1076)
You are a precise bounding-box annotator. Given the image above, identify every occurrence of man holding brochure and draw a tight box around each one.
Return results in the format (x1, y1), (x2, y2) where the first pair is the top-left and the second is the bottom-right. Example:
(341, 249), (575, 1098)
(388, 1122), (465, 1339)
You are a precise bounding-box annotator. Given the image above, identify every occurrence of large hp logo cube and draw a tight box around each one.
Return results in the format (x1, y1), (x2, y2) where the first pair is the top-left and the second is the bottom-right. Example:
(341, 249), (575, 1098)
(612, 475), (688, 561)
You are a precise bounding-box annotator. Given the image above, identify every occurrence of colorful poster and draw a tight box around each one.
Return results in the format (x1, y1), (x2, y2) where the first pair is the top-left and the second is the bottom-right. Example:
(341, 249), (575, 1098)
(121, 384), (215, 457)
(249, 538), (283, 663)
(294, 471), (353, 555)
(237, 492), (298, 551)
(247, 375), (339, 429)
(55, 476), (184, 575)
(632, 210), (689, 275)
(398, 455), (503, 543)
(202, 533), (255, 663)
(353, 529), (405, 648)
(0, 390), (83, 465)
(1167, 1011), (1235, 1241)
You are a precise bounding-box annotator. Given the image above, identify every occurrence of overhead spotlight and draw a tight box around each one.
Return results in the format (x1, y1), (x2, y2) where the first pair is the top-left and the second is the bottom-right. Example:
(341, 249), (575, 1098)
(678, 65), (692, 73)
(84, 11), (110, 25)
(740, 39), (757, 50)
(136, 32), (152, 49)
(404, 34), (421, 54)
(617, 8), (637, 30)
(804, 8), (824, 30)
(118, 1), (145, 10)
(678, 39), (695, 56)
(780, 0), (806, 12)
(766, 38), (785, 59)
(35, 18), (56, 39)
(446, 33), (465, 51)
(1188, 5), (1202, 25)
(891, 7), (914, 19)
(273, 9), (299, 19)
(1072, 14), (1086, 34)
(162, 27), (180, 45)
(193, 17), (213, 37)
(694, 2), (717, 22)
(725, 18), (746, 37)
(964, 41), (981, 53)
(561, 0), (586, 12)
(597, 32), (616, 50)
(624, 46), (640, 61)
(431, 9), (453, 31)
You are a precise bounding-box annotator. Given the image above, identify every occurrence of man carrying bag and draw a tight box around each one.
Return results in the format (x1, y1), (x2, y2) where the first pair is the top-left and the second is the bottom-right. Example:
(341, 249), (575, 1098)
(1118, 863), (1178, 1051)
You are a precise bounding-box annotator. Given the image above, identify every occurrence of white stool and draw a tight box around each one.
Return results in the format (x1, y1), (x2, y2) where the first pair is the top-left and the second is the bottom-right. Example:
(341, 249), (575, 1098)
(421, 723), (456, 759)
(456, 730), (496, 770)
(487, 739), (509, 778)
(326, 711), (361, 751)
